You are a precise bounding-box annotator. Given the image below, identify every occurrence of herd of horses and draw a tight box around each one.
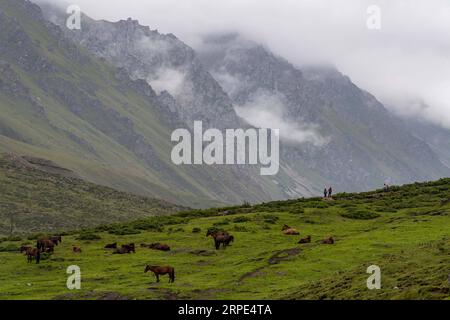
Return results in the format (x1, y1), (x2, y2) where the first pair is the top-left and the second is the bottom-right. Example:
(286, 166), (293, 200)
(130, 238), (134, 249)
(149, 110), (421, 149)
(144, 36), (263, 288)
(17, 222), (335, 284)
(282, 224), (335, 244)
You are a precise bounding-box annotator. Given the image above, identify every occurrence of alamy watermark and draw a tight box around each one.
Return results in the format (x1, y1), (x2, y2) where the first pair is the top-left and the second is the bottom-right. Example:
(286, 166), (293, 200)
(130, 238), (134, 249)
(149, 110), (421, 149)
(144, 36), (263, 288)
(66, 4), (81, 30)
(171, 121), (280, 175)
(366, 265), (381, 289)
(66, 265), (81, 289)
(366, 5), (381, 30)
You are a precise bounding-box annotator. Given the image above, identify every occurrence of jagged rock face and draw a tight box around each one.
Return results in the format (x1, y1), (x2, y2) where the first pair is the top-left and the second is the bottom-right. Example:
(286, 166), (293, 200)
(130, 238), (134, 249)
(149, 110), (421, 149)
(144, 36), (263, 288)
(0, 0), (298, 208)
(42, 7), (239, 130)
(197, 34), (450, 191)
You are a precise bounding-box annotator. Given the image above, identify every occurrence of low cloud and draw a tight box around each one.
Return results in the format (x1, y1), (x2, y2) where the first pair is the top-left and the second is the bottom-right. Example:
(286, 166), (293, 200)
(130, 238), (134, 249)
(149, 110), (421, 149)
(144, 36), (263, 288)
(147, 68), (186, 96)
(234, 92), (328, 146)
(35, 0), (450, 129)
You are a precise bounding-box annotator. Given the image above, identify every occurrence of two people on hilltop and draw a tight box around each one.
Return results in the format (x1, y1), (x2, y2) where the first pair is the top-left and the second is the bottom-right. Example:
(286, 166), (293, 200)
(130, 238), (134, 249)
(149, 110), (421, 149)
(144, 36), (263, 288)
(323, 186), (333, 198)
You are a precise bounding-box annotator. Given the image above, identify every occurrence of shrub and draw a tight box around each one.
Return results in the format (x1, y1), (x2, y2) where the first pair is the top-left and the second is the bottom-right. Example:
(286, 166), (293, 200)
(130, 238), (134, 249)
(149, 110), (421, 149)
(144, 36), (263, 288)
(27, 233), (48, 241)
(108, 226), (141, 235)
(262, 214), (279, 224)
(289, 208), (304, 214)
(341, 210), (380, 220)
(192, 227), (201, 233)
(75, 233), (101, 241)
(206, 226), (225, 234)
(0, 235), (22, 242)
(233, 225), (249, 232)
(213, 219), (230, 226)
(0, 244), (20, 252)
(168, 227), (184, 233)
(232, 216), (251, 223)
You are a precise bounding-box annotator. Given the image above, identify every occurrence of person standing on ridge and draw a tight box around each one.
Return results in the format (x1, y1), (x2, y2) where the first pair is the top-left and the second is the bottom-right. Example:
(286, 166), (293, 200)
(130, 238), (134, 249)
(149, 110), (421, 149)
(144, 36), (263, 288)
(328, 186), (333, 198)
(324, 187), (328, 198)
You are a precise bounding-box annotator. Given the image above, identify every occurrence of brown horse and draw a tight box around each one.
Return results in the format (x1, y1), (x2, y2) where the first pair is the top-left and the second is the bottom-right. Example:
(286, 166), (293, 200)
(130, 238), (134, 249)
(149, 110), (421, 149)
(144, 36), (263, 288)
(298, 235), (311, 244)
(144, 265), (175, 283)
(113, 245), (134, 254)
(282, 225), (300, 235)
(51, 235), (62, 245)
(121, 243), (135, 253)
(37, 239), (54, 253)
(321, 237), (334, 244)
(25, 247), (41, 264)
(72, 246), (82, 253)
(148, 243), (170, 251)
(208, 231), (234, 250)
(20, 246), (32, 254)
(104, 242), (117, 249)
(206, 229), (229, 237)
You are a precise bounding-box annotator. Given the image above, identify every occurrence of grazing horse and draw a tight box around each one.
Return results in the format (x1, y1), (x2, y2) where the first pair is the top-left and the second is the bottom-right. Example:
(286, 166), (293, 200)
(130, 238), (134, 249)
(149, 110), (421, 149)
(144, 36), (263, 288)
(121, 243), (135, 253)
(25, 247), (41, 264)
(104, 242), (117, 249)
(148, 243), (170, 251)
(298, 235), (311, 244)
(282, 225), (300, 235)
(37, 239), (54, 253)
(206, 229), (229, 237)
(144, 265), (175, 283)
(113, 245), (133, 254)
(20, 246), (32, 254)
(208, 231), (234, 250)
(51, 235), (62, 245)
(72, 246), (82, 253)
(321, 237), (334, 244)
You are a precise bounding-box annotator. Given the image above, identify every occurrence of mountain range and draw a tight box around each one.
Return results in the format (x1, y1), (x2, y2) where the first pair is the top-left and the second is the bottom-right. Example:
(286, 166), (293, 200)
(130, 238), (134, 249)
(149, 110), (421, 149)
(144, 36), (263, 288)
(1, 0), (450, 211)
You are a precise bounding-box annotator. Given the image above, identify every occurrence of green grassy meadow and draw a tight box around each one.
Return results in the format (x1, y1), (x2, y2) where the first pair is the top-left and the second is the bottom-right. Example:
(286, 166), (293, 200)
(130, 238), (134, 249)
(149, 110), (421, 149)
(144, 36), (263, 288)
(0, 180), (449, 300)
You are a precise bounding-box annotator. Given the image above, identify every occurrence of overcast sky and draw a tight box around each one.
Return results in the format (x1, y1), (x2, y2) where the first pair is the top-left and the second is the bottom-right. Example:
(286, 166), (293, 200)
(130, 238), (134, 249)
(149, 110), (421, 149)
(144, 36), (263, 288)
(37, 0), (450, 128)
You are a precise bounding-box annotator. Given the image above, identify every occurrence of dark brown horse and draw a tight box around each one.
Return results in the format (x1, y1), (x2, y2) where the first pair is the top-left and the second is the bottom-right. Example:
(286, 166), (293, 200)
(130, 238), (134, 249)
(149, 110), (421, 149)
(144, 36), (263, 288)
(113, 244), (134, 254)
(144, 265), (175, 283)
(37, 239), (54, 253)
(148, 243), (170, 251)
(121, 243), (135, 253)
(50, 235), (62, 245)
(298, 235), (311, 244)
(104, 242), (117, 249)
(208, 231), (234, 250)
(72, 246), (82, 253)
(206, 229), (229, 237)
(25, 247), (41, 264)
(20, 246), (32, 254)
(321, 237), (334, 244)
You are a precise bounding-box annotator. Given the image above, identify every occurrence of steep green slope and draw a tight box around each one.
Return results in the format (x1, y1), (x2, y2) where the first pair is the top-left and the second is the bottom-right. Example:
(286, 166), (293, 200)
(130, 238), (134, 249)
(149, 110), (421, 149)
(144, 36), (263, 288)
(0, 0), (288, 209)
(0, 178), (448, 299)
(0, 153), (186, 235)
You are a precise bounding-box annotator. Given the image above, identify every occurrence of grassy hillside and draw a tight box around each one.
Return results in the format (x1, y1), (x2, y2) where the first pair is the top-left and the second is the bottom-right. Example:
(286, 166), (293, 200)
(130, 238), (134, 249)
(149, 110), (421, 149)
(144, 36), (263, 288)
(0, 0), (292, 209)
(0, 153), (186, 235)
(0, 178), (448, 300)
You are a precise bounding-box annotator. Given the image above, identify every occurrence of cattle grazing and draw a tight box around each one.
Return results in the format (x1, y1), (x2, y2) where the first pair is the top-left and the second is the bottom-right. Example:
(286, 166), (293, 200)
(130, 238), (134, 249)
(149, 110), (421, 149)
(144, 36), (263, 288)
(282, 225), (300, 235)
(104, 242), (117, 249)
(72, 246), (82, 253)
(25, 247), (41, 264)
(298, 235), (311, 244)
(144, 265), (175, 283)
(321, 237), (335, 244)
(208, 231), (234, 250)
